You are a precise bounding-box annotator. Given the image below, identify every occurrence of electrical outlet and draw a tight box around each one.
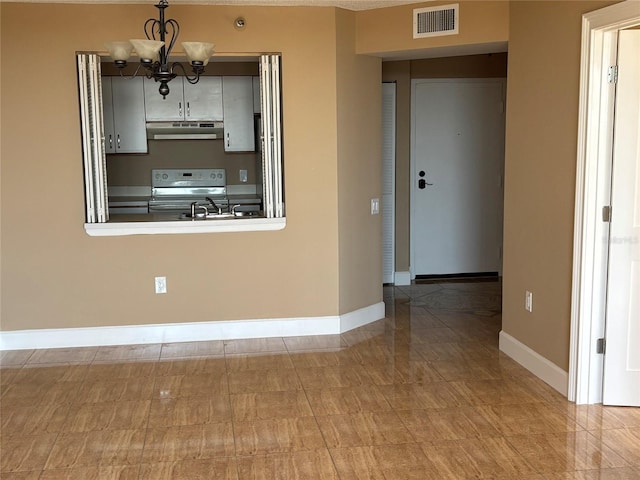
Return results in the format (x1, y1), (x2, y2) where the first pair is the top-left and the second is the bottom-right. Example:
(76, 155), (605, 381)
(239, 169), (248, 183)
(525, 290), (533, 312)
(155, 276), (167, 294)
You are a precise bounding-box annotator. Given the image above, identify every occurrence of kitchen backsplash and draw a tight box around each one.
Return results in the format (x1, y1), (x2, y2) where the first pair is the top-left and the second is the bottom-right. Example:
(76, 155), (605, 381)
(106, 139), (259, 186)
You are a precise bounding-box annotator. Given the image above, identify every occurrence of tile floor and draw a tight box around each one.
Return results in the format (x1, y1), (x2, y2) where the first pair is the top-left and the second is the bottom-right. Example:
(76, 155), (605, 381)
(2, 281), (640, 479)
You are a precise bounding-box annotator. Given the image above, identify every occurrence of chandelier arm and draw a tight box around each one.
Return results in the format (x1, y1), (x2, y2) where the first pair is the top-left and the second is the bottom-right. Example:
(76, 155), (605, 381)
(118, 62), (146, 80)
(171, 62), (200, 83)
(144, 18), (161, 42)
(164, 19), (180, 59)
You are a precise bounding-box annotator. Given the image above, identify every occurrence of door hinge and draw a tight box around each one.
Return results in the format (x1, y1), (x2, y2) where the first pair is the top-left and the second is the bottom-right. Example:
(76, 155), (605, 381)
(608, 65), (618, 84)
(596, 337), (606, 355)
(602, 205), (612, 223)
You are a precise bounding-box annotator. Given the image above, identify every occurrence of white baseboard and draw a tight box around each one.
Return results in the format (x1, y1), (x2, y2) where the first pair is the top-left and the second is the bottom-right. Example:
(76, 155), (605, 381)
(499, 330), (568, 397)
(0, 302), (385, 351)
(394, 271), (412, 286)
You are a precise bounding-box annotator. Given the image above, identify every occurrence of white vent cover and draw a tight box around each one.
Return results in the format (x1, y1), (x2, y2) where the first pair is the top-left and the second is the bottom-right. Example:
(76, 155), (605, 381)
(413, 4), (459, 39)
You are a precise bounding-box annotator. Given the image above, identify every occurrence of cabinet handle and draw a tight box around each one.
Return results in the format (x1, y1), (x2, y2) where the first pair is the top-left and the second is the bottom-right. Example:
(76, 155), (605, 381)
(179, 102), (182, 117)
(187, 102), (190, 117)
(108, 135), (113, 149)
(226, 132), (230, 148)
(117, 134), (121, 149)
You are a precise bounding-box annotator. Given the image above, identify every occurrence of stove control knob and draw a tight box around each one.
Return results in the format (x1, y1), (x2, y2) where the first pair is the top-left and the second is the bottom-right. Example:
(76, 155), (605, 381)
(162, 174), (168, 180)
(218, 173), (223, 179)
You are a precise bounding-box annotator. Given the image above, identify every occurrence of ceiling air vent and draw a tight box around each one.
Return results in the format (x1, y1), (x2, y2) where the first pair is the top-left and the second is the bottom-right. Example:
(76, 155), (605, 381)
(413, 4), (459, 39)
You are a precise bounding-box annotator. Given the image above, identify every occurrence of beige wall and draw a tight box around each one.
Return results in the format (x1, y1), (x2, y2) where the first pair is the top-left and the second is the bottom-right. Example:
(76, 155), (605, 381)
(0, 3), (365, 331)
(335, 9), (383, 313)
(502, 1), (617, 370)
(357, 1), (509, 58)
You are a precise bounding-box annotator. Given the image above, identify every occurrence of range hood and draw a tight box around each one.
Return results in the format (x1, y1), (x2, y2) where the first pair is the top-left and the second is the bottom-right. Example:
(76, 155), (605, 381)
(146, 121), (223, 140)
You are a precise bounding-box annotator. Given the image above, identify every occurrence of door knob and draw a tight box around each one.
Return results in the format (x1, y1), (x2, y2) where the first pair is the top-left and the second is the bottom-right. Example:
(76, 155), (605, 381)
(419, 178), (426, 189)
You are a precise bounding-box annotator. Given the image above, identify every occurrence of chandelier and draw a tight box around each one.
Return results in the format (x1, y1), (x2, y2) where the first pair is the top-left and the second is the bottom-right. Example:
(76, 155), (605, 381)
(105, 0), (214, 99)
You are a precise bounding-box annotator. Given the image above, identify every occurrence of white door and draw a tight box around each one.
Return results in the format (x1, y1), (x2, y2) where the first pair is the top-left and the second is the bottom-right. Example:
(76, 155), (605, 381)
(411, 79), (505, 276)
(603, 30), (640, 407)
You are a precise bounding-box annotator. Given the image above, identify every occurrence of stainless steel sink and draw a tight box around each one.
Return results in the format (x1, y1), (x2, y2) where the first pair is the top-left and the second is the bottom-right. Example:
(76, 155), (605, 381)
(181, 211), (261, 220)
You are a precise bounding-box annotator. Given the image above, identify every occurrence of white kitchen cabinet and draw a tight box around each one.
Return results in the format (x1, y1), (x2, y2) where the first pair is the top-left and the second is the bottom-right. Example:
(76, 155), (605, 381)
(253, 76), (261, 114)
(183, 76), (223, 121)
(144, 76), (223, 122)
(222, 76), (255, 152)
(102, 76), (147, 154)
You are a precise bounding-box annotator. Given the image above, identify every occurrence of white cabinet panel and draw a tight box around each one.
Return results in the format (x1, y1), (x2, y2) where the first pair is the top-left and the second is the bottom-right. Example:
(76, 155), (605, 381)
(102, 77), (147, 154)
(144, 77), (184, 121)
(223, 76), (255, 152)
(183, 76), (223, 121)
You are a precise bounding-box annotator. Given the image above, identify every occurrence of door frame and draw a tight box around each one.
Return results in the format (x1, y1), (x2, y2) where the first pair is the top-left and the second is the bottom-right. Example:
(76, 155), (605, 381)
(409, 77), (506, 279)
(569, 0), (640, 404)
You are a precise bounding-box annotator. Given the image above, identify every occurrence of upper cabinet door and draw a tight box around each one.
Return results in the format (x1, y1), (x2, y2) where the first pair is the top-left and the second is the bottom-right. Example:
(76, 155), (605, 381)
(110, 77), (147, 154)
(183, 76), (223, 121)
(144, 77), (185, 121)
(223, 76), (255, 152)
(101, 77), (116, 154)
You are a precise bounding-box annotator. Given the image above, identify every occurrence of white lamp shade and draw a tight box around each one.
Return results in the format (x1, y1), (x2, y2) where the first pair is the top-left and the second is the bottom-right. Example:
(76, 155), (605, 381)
(182, 42), (215, 66)
(105, 41), (133, 62)
(129, 39), (164, 61)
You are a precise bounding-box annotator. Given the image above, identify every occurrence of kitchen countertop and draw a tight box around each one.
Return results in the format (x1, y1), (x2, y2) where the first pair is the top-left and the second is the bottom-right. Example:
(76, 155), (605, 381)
(86, 213), (285, 236)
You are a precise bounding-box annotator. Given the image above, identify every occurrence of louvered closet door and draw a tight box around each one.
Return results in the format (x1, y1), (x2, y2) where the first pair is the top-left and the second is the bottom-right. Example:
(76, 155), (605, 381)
(259, 55), (284, 218)
(77, 54), (109, 224)
(382, 83), (396, 284)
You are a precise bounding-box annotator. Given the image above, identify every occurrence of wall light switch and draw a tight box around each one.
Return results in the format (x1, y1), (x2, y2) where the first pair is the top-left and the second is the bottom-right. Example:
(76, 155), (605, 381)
(525, 290), (533, 312)
(155, 276), (167, 294)
(239, 169), (248, 183)
(371, 198), (380, 215)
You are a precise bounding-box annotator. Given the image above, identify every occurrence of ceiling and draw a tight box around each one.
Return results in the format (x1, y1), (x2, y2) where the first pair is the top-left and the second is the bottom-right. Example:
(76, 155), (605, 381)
(13, 0), (429, 10)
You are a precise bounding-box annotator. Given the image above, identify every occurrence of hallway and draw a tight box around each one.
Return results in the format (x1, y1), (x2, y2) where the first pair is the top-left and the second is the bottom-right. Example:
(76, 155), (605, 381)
(2, 281), (640, 478)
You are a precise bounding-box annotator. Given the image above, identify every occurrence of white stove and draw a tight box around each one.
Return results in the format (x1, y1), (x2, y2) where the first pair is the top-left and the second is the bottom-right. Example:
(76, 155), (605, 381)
(148, 168), (228, 214)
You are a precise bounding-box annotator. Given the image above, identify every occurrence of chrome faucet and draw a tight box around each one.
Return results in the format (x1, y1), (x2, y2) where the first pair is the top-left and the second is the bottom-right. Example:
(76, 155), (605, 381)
(190, 202), (208, 218)
(205, 197), (222, 215)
